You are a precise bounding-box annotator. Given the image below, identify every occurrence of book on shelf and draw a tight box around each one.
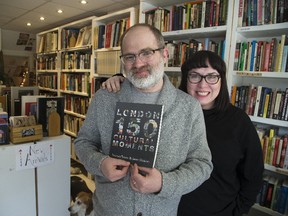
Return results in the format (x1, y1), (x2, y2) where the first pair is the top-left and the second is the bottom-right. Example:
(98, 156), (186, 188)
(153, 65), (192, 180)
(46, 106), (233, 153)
(75, 26), (91, 47)
(82, 26), (92, 46)
(282, 136), (288, 169)
(279, 88), (288, 121)
(253, 85), (262, 117)
(109, 102), (164, 168)
(37, 96), (64, 137)
(277, 179), (288, 214)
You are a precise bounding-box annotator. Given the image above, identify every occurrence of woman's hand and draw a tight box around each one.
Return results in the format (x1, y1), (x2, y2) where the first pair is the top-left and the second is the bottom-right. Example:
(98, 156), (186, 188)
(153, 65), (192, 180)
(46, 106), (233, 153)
(102, 76), (125, 92)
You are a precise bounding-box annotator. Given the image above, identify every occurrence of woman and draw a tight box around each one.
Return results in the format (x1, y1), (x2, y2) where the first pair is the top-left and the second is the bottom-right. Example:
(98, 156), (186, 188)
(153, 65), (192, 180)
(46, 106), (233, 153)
(102, 50), (264, 216)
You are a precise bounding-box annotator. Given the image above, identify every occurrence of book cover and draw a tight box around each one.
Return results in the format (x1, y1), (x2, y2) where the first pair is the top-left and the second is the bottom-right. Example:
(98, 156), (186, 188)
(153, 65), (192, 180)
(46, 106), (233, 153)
(109, 102), (164, 168)
(37, 97), (64, 137)
(0, 112), (9, 144)
(279, 136), (288, 168)
(21, 95), (46, 117)
(277, 179), (288, 214)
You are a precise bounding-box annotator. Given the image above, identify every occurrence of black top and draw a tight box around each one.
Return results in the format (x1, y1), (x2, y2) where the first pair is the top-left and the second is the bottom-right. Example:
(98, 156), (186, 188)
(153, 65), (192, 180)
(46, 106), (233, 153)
(178, 104), (264, 216)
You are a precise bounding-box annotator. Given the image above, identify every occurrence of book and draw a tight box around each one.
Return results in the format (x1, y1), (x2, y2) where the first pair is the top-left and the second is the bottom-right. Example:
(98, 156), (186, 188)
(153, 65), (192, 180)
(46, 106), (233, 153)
(21, 95), (46, 117)
(109, 102), (164, 168)
(277, 179), (288, 214)
(37, 97), (64, 137)
(279, 136), (288, 168)
(0, 112), (9, 144)
(253, 85), (262, 116)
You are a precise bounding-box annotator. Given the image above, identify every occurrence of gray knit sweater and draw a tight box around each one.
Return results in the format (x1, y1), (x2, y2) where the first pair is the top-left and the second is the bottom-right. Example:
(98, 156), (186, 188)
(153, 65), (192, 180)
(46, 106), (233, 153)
(74, 75), (213, 216)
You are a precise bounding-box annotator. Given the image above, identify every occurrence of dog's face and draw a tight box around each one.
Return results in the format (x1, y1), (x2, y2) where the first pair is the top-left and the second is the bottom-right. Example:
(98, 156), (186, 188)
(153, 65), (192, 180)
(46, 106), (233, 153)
(68, 192), (93, 215)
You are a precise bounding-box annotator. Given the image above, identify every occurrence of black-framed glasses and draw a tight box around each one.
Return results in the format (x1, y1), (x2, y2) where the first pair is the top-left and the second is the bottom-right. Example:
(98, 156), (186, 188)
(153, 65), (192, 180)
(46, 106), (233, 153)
(187, 72), (221, 85)
(120, 47), (164, 65)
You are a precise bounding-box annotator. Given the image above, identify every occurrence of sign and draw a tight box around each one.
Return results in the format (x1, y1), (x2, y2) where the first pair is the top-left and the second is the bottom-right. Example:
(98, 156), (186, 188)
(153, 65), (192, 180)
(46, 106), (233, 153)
(15, 142), (54, 171)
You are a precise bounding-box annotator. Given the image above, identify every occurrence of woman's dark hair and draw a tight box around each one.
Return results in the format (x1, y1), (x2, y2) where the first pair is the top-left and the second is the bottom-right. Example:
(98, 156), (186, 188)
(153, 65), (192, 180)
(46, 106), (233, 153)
(179, 50), (230, 111)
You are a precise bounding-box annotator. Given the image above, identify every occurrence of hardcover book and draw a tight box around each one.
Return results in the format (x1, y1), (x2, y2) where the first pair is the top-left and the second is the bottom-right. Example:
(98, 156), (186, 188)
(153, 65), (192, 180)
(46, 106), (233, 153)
(109, 102), (164, 168)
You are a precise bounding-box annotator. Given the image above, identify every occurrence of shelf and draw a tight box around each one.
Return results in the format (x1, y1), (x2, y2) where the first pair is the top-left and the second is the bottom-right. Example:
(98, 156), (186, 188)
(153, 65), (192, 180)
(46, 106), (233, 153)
(93, 7), (137, 25)
(265, 164), (288, 177)
(36, 70), (58, 73)
(64, 110), (86, 119)
(38, 86), (58, 93)
(237, 23), (288, 38)
(64, 129), (77, 138)
(60, 45), (92, 52)
(252, 204), (283, 216)
(61, 69), (90, 73)
(250, 116), (288, 128)
(162, 26), (227, 41)
(60, 90), (89, 97)
(234, 72), (288, 79)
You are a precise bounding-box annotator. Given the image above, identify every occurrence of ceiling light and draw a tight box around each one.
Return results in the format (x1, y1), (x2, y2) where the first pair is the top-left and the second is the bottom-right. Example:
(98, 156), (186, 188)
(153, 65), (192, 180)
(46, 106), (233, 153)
(27, 23), (31, 26)
(81, 0), (87, 4)
(40, 17), (45, 21)
(58, 9), (63, 14)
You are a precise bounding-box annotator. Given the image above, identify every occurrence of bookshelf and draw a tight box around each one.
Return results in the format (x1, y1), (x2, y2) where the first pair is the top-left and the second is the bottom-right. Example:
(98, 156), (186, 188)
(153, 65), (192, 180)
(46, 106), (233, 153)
(59, 17), (95, 137)
(36, 17), (95, 137)
(139, 0), (233, 88)
(228, 0), (288, 215)
(91, 7), (138, 96)
(36, 27), (60, 96)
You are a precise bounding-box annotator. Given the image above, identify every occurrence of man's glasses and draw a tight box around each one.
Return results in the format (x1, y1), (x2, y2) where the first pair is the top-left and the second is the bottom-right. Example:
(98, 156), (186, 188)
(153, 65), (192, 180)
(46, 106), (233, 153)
(187, 72), (221, 85)
(120, 47), (164, 65)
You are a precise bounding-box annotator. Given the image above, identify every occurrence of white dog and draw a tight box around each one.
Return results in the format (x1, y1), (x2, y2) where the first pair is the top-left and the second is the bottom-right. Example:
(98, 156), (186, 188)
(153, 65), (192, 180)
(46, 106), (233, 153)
(68, 192), (94, 216)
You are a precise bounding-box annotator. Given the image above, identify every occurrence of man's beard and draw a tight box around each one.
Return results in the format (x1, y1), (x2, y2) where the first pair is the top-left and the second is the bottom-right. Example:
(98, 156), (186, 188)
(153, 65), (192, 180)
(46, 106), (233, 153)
(124, 60), (164, 90)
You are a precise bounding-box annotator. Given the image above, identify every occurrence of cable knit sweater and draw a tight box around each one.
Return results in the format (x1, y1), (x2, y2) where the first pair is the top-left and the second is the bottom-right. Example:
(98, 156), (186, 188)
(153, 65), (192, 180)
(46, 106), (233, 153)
(74, 75), (213, 216)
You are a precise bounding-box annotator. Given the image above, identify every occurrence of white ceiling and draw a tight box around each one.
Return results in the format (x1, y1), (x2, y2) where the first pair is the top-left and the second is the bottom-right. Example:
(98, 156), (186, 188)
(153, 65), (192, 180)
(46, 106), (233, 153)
(0, 0), (139, 34)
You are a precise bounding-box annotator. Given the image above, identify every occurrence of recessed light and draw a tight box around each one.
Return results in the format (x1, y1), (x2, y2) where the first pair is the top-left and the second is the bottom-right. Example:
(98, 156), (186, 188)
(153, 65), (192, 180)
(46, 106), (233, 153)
(27, 23), (31, 26)
(58, 9), (63, 14)
(40, 17), (45, 21)
(81, 0), (87, 4)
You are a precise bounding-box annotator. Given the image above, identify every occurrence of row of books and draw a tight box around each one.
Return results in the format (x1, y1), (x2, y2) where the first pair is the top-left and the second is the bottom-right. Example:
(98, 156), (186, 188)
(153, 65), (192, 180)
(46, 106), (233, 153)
(94, 17), (130, 49)
(234, 35), (288, 72)
(95, 49), (121, 75)
(38, 31), (58, 53)
(258, 127), (288, 168)
(231, 85), (288, 121)
(64, 114), (84, 136)
(60, 73), (89, 94)
(37, 74), (57, 90)
(61, 52), (91, 70)
(165, 38), (225, 67)
(256, 174), (288, 214)
(64, 94), (89, 116)
(37, 55), (57, 70)
(238, 0), (288, 27)
(61, 26), (92, 49)
(144, 0), (228, 32)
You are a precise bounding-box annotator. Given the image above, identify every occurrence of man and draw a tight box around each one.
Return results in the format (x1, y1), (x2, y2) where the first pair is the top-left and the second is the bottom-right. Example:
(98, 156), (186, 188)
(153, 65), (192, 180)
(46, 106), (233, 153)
(74, 23), (213, 216)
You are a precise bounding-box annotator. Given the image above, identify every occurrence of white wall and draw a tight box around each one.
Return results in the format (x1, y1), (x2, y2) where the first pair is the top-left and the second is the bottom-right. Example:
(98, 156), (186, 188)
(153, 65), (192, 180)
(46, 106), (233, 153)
(0, 29), (36, 85)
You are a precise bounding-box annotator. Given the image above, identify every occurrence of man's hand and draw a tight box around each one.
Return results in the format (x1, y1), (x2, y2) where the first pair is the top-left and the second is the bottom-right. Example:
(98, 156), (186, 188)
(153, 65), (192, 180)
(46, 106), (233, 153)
(130, 163), (162, 194)
(100, 157), (130, 182)
(102, 76), (125, 92)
